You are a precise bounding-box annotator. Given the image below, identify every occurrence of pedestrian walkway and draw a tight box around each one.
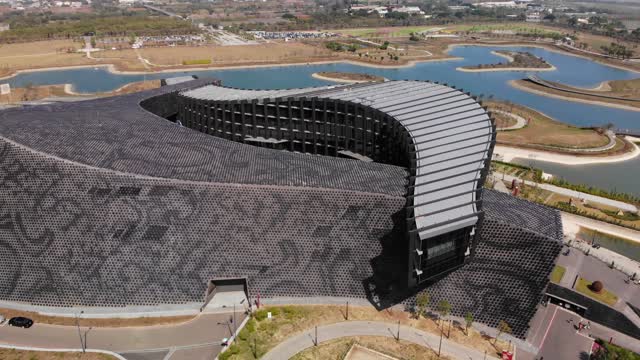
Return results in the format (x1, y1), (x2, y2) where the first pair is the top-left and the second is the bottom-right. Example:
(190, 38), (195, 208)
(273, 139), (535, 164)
(494, 109), (527, 131)
(262, 320), (500, 360)
(493, 171), (637, 213)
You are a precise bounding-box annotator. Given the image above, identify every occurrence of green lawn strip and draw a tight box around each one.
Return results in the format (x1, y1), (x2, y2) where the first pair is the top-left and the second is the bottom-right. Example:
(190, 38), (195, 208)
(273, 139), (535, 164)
(550, 265), (566, 284)
(575, 277), (618, 306)
(220, 306), (310, 360)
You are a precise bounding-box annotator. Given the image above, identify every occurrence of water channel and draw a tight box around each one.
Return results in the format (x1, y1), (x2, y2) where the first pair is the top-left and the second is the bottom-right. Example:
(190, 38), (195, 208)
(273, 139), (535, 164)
(2, 45), (639, 195)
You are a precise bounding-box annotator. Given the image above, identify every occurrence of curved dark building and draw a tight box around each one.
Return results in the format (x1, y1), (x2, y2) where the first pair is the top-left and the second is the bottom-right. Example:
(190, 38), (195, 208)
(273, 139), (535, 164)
(0, 79), (561, 337)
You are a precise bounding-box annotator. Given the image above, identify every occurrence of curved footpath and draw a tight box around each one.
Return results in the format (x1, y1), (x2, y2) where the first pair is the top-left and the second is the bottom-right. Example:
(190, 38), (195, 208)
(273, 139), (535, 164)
(262, 320), (500, 360)
(494, 140), (640, 165)
(493, 171), (637, 213)
(494, 109), (527, 131)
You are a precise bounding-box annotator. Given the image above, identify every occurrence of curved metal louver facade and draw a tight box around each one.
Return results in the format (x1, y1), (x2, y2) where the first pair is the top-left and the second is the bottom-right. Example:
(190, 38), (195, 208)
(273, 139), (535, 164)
(178, 81), (496, 286)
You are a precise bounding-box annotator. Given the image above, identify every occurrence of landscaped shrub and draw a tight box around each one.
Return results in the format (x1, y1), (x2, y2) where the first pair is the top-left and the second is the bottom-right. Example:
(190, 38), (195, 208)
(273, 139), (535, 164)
(254, 309), (268, 321)
(182, 59), (211, 66)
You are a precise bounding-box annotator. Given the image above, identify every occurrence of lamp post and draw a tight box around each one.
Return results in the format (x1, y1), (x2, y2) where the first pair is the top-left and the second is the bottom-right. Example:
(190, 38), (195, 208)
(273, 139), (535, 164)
(75, 310), (85, 353)
(233, 303), (236, 334)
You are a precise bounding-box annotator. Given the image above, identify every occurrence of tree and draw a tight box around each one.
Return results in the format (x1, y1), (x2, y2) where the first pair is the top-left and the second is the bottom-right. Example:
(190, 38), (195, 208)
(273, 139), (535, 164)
(495, 320), (512, 344)
(464, 312), (474, 336)
(415, 292), (429, 318)
(437, 300), (451, 328)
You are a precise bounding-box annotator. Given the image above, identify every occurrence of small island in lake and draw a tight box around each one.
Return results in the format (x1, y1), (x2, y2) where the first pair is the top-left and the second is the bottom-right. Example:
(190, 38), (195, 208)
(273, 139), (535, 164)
(312, 71), (386, 83)
(458, 51), (555, 72)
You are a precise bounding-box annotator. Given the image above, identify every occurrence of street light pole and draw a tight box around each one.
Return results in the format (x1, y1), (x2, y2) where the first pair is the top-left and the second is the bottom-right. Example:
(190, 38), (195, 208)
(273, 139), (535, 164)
(438, 326), (443, 357)
(346, 301), (349, 320)
(75, 310), (85, 353)
(233, 303), (237, 335)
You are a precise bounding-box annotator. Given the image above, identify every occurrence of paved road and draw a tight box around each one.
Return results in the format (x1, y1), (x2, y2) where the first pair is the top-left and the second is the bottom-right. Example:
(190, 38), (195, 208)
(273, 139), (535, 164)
(537, 305), (594, 360)
(0, 311), (244, 358)
(493, 171), (638, 213)
(262, 320), (499, 360)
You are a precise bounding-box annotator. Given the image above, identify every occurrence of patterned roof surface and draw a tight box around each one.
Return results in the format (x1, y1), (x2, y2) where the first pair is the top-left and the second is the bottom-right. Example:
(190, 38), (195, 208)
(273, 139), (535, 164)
(0, 80), (407, 197)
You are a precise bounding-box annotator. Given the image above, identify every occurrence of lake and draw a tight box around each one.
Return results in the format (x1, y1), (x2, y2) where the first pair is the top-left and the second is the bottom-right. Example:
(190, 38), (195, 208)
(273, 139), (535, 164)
(2, 45), (640, 194)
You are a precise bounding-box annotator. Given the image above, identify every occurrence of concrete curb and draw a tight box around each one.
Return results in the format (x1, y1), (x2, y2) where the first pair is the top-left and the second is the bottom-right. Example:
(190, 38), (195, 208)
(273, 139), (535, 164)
(0, 344), (127, 360)
(215, 312), (251, 360)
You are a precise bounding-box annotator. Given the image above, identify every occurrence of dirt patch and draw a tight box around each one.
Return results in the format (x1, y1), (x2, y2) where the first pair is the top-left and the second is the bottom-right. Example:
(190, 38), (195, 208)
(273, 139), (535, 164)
(0, 307), (195, 328)
(0, 349), (117, 360)
(292, 336), (443, 360)
(0, 84), (68, 103)
(0, 80), (161, 103)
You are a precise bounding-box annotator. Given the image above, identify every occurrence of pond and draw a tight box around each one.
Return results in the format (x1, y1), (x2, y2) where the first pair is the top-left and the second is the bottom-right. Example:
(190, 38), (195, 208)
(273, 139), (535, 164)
(2, 45), (639, 194)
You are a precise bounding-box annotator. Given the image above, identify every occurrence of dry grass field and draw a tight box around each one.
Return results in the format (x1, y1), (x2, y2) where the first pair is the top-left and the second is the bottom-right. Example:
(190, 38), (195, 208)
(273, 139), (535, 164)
(0, 349), (116, 360)
(0, 84), (68, 103)
(0, 306), (194, 327)
(0, 80), (160, 102)
(291, 336), (447, 360)
(0, 40), (91, 76)
(489, 101), (611, 149)
(226, 305), (512, 360)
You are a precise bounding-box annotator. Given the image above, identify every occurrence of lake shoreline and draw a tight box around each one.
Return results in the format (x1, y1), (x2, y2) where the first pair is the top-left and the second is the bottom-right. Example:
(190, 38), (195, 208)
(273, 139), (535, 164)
(456, 49), (556, 73)
(1, 39), (639, 82)
(0, 56), (463, 82)
(447, 42), (640, 74)
(495, 140), (640, 165)
(509, 79), (640, 112)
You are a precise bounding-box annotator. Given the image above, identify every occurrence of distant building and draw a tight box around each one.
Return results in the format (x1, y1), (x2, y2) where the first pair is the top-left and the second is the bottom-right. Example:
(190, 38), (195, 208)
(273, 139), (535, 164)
(392, 6), (424, 15)
(448, 5), (469, 11)
(526, 12), (541, 22)
(475, 1), (524, 8)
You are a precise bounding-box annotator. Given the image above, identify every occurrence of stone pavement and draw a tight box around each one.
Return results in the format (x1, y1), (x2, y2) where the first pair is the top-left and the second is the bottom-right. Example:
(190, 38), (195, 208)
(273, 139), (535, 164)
(262, 320), (501, 360)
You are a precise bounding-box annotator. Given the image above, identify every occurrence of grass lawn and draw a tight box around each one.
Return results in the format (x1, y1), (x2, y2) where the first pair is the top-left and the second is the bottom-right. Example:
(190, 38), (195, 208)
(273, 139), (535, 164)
(331, 26), (439, 38)
(550, 265), (566, 284)
(291, 336), (446, 360)
(575, 277), (619, 306)
(219, 305), (512, 360)
(446, 22), (561, 35)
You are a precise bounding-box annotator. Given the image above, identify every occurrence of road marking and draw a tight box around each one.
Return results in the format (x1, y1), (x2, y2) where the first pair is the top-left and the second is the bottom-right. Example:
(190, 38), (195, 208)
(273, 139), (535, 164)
(118, 341), (221, 354)
(539, 306), (558, 349)
(162, 347), (176, 360)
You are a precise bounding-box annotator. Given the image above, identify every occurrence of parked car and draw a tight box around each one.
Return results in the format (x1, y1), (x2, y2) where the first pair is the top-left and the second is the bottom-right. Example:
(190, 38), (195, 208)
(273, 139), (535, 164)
(8, 317), (33, 328)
